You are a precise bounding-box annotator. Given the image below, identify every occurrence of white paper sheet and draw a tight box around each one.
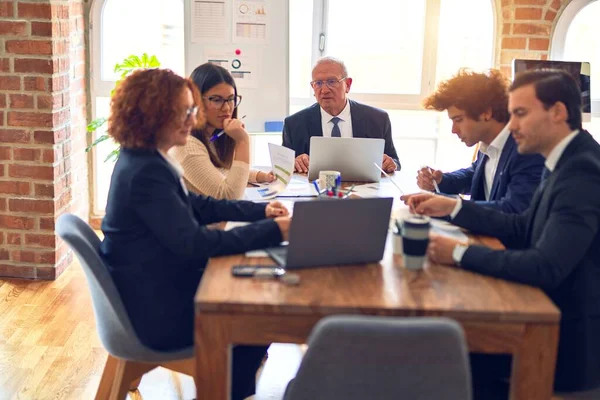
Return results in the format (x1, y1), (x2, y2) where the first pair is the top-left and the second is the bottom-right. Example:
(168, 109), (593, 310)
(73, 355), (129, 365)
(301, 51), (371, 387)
(245, 144), (295, 200)
(232, 0), (269, 44)
(191, 0), (228, 43)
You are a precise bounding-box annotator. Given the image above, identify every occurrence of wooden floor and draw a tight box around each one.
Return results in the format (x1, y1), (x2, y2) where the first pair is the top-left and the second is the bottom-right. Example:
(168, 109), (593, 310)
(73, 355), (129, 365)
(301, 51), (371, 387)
(0, 259), (302, 400)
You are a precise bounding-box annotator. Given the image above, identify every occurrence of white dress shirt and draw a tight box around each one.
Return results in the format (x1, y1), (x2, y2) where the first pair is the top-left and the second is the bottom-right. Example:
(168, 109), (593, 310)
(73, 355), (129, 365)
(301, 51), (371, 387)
(158, 148), (189, 196)
(450, 129), (581, 264)
(321, 100), (353, 138)
(478, 125), (511, 200)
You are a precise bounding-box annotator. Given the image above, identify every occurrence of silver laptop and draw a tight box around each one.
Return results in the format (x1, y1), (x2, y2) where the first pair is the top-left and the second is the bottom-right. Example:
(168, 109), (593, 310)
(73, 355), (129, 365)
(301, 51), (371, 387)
(308, 137), (385, 182)
(266, 197), (393, 268)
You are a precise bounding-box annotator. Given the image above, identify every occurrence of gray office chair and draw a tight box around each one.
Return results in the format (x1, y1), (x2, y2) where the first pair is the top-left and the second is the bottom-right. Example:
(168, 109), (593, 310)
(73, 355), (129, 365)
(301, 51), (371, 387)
(56, 213), (194, 400)
(283, 315), (472, 400)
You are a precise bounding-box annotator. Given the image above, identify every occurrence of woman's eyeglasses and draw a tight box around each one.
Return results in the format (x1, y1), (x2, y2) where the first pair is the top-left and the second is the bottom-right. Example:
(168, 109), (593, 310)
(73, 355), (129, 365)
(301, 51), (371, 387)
(202, 95), (243, 110)
(183, 106), (199, 123)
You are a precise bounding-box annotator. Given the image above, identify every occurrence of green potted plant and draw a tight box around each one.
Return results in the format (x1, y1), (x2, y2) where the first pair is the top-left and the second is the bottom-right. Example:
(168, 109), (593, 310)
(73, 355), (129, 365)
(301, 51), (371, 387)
(86, 53), (161, 161)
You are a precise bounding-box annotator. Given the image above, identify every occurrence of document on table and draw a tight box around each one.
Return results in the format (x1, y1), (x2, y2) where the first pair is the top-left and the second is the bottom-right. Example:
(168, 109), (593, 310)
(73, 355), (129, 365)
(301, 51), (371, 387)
(429, 219), (469, 242)
(245, 144), (295, 201)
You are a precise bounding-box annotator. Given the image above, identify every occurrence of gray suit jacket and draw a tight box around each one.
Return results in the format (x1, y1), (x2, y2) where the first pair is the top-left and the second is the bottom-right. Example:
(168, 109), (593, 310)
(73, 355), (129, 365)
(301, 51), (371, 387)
(282, 100), (401, 170)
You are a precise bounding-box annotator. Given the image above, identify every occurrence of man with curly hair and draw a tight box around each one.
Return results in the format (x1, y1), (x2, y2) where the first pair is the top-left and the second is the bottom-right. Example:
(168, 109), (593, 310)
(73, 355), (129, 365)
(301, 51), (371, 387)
(418, 69), (544, 213)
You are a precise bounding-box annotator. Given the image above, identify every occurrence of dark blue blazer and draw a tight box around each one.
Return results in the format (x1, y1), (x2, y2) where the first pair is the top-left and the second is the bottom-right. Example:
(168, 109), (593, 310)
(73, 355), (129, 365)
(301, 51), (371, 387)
(437, 134), (544, 213)
(100, 148), (282, 351)
(453, 131), (600, 392)
(281, 100), (401, 170)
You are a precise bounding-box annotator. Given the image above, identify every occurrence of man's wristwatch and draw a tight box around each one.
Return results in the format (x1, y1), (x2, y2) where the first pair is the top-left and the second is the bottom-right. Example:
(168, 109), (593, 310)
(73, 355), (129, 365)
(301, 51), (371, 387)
(452, 243), (469, 265)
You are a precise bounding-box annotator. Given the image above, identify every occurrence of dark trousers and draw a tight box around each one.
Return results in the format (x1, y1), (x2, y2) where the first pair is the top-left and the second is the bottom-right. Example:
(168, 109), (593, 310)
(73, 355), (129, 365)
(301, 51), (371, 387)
(470, 353), (512, 400)
(232, 345), (269, 400)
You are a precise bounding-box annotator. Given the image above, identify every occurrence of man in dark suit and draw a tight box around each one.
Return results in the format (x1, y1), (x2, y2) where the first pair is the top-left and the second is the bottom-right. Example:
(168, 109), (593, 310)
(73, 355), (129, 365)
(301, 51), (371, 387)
(282, 56), (400, 173)
(418, 69), (544, 213)
(402, 69), (600, 397)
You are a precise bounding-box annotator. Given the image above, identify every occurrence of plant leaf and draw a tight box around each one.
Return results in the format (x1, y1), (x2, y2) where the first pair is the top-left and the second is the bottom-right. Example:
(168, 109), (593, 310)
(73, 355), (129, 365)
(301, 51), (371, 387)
(86, 117), (108, 132)
(85, 134), (111, 152)
(104, 148), (121, 162)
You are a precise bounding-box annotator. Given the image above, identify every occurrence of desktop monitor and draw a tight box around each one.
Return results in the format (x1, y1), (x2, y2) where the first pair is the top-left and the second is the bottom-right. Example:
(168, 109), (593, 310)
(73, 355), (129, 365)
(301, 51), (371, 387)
(512, 59), (591, 122)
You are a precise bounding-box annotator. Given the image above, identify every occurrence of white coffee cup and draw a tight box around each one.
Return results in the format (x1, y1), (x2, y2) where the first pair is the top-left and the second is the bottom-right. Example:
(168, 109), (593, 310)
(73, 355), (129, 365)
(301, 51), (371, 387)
(318, 170), (341, 190)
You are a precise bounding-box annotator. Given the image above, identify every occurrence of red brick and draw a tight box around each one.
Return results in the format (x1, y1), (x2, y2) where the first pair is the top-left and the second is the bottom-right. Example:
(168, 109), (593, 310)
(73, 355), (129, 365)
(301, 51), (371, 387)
(0, 147), (10, 160)
(50, 74), (69, 91)
(40, 217), (54, 230)
(8, 164), (54, 180)
(0, 58), (9, 73)
(551, 0), (561, 10)
(502, 37), (527, 50)
(7, 112), (53, 128)
(53, 109), (70, 127)
(24, 76), (47, 91)
(541, 54), (548, 60)
(52, 4), (68, 19)
(513, 23), (551, 35)
(6, 40), (53, 56)
(0, 129), (30, 144)
(25, 233), (56, 248)
(0, 265), (37, 279)
(9, 198), (54, 214)
(515, 0), (546, 4)
(0, 21), (27, 35)
(529, 38), (550, 51)
(13, 148), (40, 161)
(503, 23), (511, 34)
(0, 198), (5, 211)
(515, 7), (543, 19)
(42, 149), (54, 163)
(0, 164), (4, 177)
(0, 181), (31, 195)
(35, 183), (54, 197)
(18, 2), (51, 19)
(0, 232), (3, 245)
(7, 233), (21, 245)
(0, 1), (13, 17)
(0, 76), (21, 90)
(14, 58), (53, 74)
(10, 251), (35, 263)
(545, 10), (557, 22)
(9, 94), (34, 109)
(53, 42), (69, 56)
(0, 94), (5, 108)
(0, 214), (35, 229)
(0, 249), (8, 261)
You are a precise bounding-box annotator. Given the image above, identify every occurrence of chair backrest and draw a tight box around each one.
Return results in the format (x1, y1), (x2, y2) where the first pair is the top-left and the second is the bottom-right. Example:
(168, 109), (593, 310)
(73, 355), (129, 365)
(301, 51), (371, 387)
(284, 315), (472, 400)
(56, 213), (153, 360)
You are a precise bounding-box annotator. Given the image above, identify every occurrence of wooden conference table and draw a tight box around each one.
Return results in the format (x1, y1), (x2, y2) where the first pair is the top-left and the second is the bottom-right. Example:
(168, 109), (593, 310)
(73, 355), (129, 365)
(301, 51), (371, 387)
(194, 180), (560, 400)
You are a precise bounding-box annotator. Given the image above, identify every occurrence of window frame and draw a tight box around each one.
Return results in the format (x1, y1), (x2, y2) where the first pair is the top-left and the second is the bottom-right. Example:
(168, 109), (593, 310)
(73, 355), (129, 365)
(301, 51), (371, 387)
(550, 0), (600, 116)
(291, 0), (496, 112)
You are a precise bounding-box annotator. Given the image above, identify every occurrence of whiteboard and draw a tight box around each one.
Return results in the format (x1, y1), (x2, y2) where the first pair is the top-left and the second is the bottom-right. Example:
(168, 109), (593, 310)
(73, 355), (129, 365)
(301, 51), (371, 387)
(184, 0), (289, 132)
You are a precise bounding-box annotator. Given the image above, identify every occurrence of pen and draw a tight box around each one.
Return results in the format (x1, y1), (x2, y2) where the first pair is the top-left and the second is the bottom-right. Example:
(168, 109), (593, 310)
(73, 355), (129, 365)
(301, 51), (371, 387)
(209, 115), (246, 142)
(428, 167), (440, 193)
(373, 162), (405, 195)
(312, 180), (321, 197)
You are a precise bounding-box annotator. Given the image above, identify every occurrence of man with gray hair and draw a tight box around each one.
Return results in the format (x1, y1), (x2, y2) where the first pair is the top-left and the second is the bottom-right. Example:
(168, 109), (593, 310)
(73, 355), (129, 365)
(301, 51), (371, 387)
(282, 57), (400, 173)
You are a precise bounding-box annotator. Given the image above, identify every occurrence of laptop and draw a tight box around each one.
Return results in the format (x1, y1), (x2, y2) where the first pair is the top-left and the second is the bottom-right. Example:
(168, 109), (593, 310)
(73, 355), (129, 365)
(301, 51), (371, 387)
(308, 137), (385, 182)
(266, 197), (393, 268)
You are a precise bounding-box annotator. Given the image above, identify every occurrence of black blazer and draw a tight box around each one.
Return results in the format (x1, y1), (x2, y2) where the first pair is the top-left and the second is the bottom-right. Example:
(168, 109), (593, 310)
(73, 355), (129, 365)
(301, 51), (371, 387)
(100, 148), (282, 351)
(438, 134), (544, 213)
(453, 131), (600, 392)
(281, 100), (401, 170)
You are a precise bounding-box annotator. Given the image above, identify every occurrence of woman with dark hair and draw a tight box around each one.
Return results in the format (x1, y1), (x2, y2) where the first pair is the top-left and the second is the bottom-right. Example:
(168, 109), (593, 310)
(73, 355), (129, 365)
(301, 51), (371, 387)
(170, 63), (275, 199)
(100, 68), (290, 400)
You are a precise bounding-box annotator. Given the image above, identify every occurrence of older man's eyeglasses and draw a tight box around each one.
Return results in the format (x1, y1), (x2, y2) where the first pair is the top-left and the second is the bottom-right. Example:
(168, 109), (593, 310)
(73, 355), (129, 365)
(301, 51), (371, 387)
(183, 106), (199, 123)
(202, 95), (243, 110)
(310, 77), (346, 90)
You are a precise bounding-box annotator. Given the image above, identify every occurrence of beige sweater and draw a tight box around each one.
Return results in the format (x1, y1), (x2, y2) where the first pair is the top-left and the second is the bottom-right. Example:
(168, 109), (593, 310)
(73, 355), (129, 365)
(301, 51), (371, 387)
(169, 136), (259, 200)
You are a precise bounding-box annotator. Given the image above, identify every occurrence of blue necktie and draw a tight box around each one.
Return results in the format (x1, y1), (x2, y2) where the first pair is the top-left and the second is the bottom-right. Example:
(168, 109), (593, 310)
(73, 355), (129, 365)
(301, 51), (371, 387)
(331, 117), (341, 137)
(541, 166), (550, 183)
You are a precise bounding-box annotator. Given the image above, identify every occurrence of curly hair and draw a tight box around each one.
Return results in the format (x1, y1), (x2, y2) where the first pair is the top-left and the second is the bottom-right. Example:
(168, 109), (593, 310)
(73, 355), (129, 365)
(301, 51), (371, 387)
(423, 69), (510, 123)
(108, 68), (203, 149)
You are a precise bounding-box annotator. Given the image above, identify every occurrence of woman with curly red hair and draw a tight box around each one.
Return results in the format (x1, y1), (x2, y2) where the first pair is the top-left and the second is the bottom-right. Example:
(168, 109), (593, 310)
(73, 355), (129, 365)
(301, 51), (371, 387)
(100, 68), (290, 400)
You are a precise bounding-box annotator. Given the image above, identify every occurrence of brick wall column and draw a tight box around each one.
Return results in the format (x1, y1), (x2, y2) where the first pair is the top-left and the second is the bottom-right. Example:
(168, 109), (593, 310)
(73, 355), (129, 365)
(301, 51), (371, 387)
(0, 0), (88, 280)
(495, 0), (571, 75)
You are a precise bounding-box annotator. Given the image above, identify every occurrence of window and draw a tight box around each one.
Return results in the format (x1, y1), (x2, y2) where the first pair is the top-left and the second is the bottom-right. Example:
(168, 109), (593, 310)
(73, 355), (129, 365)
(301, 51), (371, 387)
(290, 0), (496, 192)
(552, 0), (600, 139)
(90, 0), (185, 213)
